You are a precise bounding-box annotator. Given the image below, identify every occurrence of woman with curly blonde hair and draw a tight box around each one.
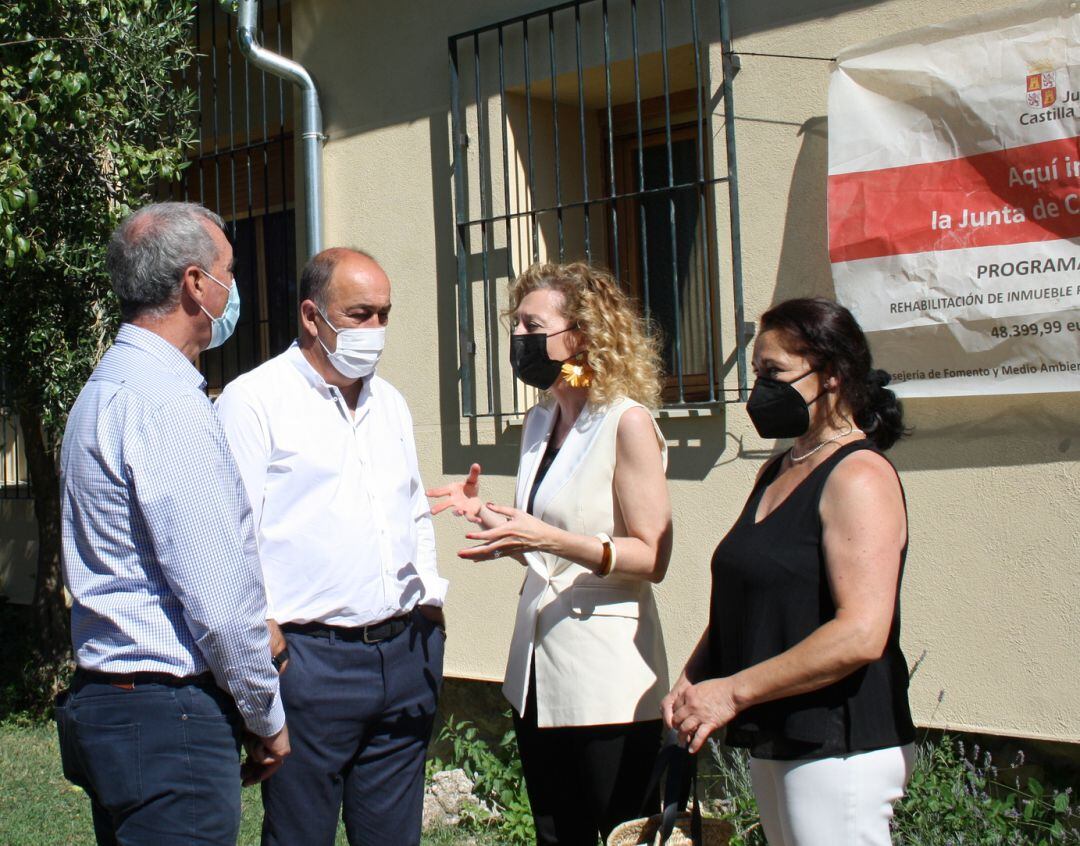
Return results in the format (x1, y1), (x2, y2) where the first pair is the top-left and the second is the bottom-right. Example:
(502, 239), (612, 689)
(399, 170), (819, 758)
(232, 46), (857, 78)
(429, 262), (673, 845)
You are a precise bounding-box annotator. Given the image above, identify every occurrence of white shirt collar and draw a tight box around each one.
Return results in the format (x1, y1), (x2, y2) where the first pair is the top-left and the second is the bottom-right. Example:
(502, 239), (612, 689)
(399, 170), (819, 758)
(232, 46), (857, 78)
(284, 341), (373, 423)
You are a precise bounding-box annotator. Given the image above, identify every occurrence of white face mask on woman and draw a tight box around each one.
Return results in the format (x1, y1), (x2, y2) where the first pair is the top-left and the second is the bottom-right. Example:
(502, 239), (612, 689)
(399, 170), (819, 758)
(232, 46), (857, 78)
(317, 307), (385, 380)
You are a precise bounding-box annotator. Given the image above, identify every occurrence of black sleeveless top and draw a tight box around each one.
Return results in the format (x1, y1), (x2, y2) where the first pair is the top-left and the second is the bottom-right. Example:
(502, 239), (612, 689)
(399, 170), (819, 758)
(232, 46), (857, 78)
(527, 442), (560, 515)
(708, 439), (915, 760)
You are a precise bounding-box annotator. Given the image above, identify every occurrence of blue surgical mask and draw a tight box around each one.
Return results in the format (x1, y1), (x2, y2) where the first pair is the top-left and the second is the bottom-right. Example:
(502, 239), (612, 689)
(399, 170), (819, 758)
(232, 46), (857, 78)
(198, 269), (240, 350)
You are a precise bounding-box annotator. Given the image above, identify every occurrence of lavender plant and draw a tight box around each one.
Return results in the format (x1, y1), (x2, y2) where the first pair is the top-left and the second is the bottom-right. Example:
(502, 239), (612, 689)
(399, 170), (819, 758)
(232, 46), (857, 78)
(894, 736), (1080, 845)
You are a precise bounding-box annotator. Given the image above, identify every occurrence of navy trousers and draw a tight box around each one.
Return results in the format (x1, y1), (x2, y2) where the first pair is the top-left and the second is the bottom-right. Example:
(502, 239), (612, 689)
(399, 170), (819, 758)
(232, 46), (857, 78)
(261, 610), (444, 846)
(56, 675), (243, 846)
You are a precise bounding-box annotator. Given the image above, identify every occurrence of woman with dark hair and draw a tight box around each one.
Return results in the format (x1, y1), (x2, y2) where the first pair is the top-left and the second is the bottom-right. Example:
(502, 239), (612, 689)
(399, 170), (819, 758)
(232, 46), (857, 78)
(663, 297), (915, 845)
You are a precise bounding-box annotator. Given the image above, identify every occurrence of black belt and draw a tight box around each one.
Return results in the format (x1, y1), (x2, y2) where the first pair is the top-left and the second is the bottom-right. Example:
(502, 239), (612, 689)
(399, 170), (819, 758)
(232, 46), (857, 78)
(281, 613), (412, 644)
(75, 669), (216, 690)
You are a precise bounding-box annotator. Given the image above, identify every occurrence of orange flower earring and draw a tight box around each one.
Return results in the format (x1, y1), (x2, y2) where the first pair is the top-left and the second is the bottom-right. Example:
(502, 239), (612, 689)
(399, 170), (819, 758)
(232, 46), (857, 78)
(560, 356), (593, 388)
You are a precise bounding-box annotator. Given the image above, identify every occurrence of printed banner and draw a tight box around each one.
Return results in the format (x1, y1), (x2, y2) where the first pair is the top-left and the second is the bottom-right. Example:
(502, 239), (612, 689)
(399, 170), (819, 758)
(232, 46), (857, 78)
(828, 0), (1080, 397)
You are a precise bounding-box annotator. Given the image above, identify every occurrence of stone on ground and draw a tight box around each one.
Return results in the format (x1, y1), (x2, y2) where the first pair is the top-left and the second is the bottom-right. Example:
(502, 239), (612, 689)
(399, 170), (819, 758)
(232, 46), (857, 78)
(422, 768), (477, 830)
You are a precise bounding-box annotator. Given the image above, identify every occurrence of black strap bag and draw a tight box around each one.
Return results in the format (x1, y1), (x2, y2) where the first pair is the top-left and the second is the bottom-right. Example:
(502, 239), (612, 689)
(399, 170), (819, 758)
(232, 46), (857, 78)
(606, 741), (733, 846)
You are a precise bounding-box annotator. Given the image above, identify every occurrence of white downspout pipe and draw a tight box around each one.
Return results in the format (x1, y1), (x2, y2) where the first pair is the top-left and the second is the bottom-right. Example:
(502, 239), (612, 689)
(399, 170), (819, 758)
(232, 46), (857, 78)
(237, 0), (323, 259)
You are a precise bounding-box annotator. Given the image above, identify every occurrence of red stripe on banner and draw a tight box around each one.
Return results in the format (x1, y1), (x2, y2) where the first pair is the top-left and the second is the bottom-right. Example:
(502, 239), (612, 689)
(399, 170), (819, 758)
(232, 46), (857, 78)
(828, 136), (1080, 263)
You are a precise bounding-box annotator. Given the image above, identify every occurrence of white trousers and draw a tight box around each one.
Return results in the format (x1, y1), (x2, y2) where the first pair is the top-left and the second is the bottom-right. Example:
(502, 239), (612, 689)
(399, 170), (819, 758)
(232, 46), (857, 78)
(749, 744), (915, 846)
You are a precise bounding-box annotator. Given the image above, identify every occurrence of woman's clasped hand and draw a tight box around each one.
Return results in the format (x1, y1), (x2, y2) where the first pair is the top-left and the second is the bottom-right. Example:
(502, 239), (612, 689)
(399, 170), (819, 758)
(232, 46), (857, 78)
(662, 676), (739, 754)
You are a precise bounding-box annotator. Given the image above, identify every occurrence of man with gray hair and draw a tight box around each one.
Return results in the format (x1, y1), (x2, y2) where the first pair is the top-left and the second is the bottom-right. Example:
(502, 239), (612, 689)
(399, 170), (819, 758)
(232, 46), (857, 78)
(55, 201), (289, 846)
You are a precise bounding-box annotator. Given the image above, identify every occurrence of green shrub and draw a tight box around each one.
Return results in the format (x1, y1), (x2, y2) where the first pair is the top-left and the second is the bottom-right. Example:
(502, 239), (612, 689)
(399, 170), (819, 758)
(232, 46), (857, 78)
(0, 602), (72, 725)
(426, 719), (1080, 846)
(427, 715), (535, 846)
(894, 736), (1080, 845)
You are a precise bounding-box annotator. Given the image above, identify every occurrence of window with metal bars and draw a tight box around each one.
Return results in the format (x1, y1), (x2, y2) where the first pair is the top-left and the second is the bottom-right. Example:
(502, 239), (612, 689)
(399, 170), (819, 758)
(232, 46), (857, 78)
(449, 0), (747, 418)
(164, 0), (299, 396)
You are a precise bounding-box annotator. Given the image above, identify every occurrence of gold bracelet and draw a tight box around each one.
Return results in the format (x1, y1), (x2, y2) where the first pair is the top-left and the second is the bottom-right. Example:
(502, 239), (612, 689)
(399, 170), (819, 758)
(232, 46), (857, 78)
(595, 533), (615, 577)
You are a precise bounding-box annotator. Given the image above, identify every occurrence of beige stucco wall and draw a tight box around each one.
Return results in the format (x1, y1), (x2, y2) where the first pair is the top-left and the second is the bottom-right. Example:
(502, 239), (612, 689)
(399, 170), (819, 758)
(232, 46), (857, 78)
(291, 0), (1080, 742)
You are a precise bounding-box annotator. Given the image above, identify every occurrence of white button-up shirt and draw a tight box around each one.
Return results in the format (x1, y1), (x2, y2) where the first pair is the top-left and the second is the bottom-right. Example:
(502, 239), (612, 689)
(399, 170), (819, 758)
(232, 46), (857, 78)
(215, 343), (446, 627)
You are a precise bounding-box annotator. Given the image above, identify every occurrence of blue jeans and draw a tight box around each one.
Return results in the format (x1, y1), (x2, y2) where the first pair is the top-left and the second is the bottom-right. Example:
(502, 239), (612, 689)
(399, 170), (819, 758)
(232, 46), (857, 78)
(261, 610), (444, 846)
(56, 675), (243, 846)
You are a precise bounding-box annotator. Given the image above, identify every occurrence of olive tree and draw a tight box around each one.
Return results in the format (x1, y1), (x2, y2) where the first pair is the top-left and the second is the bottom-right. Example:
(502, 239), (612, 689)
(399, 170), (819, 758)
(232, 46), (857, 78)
(0, 0), (197, 693)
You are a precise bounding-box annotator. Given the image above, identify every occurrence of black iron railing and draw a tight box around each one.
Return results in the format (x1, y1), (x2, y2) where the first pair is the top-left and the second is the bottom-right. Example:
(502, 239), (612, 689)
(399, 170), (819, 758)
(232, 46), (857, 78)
(168, 0), (298, 395)
(449, 0), (747, 417)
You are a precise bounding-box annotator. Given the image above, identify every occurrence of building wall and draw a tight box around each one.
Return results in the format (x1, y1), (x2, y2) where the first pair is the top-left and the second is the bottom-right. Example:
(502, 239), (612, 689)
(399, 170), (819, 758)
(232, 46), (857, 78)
(291, 0), (1080, 743)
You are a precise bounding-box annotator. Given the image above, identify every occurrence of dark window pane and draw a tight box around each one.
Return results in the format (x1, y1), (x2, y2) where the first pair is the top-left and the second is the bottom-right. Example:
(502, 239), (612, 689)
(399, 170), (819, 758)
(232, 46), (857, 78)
(636, 138), (701, 375)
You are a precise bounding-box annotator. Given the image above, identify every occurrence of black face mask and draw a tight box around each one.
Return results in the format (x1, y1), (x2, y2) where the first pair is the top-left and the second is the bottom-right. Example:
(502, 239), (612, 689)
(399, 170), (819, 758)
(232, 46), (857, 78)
(745, 370), (823, 439)
(510, 329), (572, 390)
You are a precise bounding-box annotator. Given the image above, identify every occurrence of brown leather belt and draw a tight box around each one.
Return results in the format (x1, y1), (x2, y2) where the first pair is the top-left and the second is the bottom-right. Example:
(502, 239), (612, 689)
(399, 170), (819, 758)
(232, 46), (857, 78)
(75, 669), (215, 690)
(281, 612), (412, 644)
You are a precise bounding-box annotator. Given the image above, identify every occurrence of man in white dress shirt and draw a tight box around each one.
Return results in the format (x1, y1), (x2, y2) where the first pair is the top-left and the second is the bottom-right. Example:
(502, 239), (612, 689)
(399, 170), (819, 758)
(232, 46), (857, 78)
(216, 247), (447, 846)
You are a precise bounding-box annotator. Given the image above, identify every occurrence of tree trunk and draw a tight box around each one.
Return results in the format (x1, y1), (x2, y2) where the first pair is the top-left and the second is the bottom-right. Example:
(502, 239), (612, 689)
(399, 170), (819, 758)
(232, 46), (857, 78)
(19, 404), (70, 672)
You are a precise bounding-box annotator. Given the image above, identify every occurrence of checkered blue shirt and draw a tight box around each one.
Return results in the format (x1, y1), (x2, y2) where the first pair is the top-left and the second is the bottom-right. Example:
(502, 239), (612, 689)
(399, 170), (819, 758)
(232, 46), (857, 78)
(60, 323), (284, 736)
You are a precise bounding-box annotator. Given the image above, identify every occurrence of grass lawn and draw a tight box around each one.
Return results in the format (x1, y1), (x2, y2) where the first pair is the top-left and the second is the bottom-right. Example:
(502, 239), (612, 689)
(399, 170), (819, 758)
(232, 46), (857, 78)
(0, 721), (500, 845)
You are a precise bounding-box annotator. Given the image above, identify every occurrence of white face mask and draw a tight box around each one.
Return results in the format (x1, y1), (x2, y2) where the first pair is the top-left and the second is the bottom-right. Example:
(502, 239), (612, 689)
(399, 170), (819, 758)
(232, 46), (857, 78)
(316, 307), (385, 380)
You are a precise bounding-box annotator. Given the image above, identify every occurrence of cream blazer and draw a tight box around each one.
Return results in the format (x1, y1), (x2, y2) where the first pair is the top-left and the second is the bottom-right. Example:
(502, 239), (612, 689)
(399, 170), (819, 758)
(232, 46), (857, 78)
(501, 396), (670, 728)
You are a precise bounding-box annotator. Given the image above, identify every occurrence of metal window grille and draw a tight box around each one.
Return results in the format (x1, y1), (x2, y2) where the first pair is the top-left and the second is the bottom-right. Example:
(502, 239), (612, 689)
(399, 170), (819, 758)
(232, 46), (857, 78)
(166, 0), (298, 395)
(448, 0), (746, 418)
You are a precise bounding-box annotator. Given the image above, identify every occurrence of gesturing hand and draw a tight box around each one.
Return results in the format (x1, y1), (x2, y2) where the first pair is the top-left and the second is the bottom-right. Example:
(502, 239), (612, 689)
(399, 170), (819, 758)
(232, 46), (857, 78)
(427, 463), (484, 524)
(669, 678), (739, 754)
(458, 503), (558, 561)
